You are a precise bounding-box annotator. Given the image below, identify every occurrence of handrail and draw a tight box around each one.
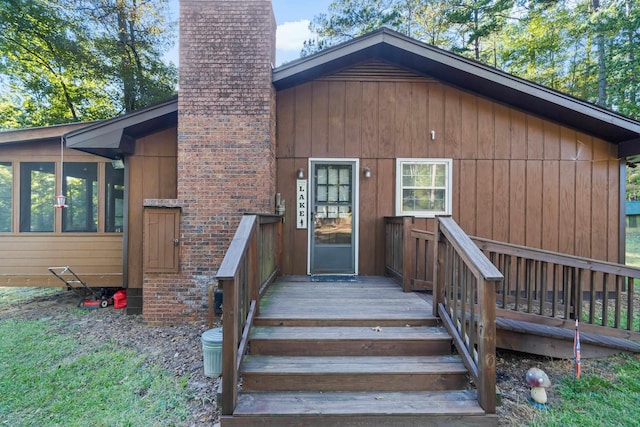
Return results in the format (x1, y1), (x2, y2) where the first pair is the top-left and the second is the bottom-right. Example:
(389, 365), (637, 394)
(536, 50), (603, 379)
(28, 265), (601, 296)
(433, 216), (502, 414)
(472, 236), (640, 340)
(216, 213), (283, 416)
(384, 217), (436, 291)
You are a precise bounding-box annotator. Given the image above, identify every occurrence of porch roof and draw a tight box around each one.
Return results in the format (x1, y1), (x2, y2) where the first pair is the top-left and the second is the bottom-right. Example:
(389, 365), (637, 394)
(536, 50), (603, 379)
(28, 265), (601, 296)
(273, 28), (640, 155)
(64, 96), (177, 159)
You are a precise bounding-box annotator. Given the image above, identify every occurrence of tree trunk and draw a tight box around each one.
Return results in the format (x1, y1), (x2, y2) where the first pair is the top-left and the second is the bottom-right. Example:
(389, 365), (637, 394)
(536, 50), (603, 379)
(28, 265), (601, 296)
(593, 0), (607, 107)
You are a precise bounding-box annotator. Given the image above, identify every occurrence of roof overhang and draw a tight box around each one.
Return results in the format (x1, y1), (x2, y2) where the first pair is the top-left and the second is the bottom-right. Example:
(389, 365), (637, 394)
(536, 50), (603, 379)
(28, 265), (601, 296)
(0, 122), (96, 146)
(273, 29), (640, 154)
(65, 97), (177, 159)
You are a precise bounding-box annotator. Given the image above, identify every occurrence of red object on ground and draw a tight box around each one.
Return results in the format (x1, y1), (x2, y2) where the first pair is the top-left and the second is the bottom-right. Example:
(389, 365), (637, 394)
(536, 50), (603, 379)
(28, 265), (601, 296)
(114, 290), (127, 309)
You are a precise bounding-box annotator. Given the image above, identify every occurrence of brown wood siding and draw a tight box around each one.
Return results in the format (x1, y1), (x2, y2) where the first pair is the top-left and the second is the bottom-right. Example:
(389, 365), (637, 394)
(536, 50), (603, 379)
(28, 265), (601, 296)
(276, 69), (623, 275)
(0, 141), (124, 287)
(127, 127), (177, 289)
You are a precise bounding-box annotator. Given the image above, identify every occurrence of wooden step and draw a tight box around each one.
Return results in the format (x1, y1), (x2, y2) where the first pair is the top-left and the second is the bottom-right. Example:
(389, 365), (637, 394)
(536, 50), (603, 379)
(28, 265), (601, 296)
(222, 390), (497, 426)
(241, 355), (468, 392)
(249, 326), (453, 356)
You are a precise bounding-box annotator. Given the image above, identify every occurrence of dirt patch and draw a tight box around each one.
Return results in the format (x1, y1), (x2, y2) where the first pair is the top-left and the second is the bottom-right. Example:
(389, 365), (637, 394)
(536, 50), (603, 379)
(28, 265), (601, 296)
(1, 287), (620, 426)
(0, 288), (220, 426)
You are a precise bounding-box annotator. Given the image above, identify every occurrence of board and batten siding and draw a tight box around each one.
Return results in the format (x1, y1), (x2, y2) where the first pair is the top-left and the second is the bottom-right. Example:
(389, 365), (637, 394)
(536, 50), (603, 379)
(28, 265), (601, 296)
(276, 73), (621, 276)
(0, 141), (124, 287)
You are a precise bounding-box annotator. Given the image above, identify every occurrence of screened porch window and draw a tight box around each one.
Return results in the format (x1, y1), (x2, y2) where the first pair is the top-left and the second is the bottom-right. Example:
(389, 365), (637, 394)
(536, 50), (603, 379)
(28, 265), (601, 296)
(0, 162), (12, 232)
(105, 163), (124, 233)
(395, 158), (452, 217)
(20, 162), (55, 232)
(62, 162), (98, 232)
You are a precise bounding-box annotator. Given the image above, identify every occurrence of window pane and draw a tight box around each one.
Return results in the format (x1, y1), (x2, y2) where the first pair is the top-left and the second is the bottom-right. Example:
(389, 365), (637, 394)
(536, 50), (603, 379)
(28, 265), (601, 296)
(0, 162), (12, 232)
(398, 160), (450, 216)
(105, 163), (125, 232)
(20, 162), (55, 232)
(63, 163), (97, 232)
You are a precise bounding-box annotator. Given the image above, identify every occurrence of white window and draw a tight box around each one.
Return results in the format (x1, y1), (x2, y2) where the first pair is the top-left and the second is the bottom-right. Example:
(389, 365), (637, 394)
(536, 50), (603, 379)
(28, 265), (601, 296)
(395, 158), (452, 217)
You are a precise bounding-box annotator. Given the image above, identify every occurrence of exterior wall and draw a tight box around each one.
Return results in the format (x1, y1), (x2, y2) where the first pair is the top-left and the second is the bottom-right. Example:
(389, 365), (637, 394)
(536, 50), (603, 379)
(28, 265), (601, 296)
(142, 0), (276, 324)
(126, 127), (177, 314)
(276, 73), (622, 275)
(0, 140), (124, 287)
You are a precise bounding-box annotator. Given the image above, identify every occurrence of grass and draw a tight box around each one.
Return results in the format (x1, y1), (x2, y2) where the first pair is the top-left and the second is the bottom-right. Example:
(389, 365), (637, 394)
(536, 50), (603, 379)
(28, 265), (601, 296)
(0, 286), (61, 306)
(626, 229), (640, 268)
(0, 318), (192, 426)
(528, 354), (640, 427)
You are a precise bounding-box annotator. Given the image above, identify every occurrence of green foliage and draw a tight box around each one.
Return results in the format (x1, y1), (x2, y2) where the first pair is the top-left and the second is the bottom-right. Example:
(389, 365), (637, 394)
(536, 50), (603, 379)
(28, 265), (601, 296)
(0, 318), (191, 426)
(528, 355), (640, 427)
(0, 0), (177, 129)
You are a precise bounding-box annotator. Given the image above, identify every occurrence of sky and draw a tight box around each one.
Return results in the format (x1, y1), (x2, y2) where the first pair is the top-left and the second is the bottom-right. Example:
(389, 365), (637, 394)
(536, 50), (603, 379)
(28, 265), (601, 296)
(166, 0), (334, 66)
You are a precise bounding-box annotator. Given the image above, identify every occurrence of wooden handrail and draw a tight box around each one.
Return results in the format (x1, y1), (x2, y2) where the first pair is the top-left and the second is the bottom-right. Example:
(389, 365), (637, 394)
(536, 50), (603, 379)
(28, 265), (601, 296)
(216, 214), (283, 416)
(433, 216), (502, 414)
(384, 217), (435, 291)
(472, 235), (640, 337)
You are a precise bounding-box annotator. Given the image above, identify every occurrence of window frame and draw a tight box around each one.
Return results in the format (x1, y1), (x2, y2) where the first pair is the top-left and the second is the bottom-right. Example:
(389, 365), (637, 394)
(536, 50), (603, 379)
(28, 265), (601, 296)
(395, 158), (453, 217)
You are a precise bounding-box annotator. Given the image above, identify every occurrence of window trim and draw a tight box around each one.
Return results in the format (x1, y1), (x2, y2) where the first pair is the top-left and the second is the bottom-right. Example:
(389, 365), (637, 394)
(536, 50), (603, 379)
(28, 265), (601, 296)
(395, 158), (453, 217)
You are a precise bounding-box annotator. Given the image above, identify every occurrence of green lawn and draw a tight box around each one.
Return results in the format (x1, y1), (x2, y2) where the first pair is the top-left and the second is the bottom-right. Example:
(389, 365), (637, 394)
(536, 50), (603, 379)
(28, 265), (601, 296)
(626, 229), (640, 268)
(0, 319), (192, 426)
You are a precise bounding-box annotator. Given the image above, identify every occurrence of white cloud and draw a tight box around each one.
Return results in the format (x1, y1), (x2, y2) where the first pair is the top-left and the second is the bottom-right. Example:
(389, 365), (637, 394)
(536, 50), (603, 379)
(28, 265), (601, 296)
(276, 20), (313, 51)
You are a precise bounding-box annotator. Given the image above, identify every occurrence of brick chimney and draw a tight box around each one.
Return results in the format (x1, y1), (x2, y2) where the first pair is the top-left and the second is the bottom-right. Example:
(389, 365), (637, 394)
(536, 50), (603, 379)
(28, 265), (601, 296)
(143, 0), (276, 324)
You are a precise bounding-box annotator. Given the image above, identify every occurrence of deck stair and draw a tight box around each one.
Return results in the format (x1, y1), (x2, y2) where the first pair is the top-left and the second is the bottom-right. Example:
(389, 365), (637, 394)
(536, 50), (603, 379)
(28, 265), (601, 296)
(220, 277), (498, 426)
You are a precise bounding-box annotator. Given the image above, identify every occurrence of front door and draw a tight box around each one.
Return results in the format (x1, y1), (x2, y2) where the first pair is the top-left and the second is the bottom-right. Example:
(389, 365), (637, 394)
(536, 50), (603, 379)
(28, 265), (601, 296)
(309, 160), (358, 274)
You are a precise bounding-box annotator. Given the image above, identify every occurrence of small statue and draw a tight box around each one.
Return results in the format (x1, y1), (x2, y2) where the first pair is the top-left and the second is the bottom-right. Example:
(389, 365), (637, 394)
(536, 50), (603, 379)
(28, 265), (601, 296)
(525, 367), (551, 408)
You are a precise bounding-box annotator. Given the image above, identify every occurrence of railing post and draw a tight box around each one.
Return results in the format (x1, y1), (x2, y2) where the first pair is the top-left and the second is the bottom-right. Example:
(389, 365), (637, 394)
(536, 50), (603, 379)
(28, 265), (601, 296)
(220, 277), (238, 416)
(402, 216), (414, 292)
(432, 217), (446, 317)
(477, 277), (497, 414)
(248, 229), (259, 316)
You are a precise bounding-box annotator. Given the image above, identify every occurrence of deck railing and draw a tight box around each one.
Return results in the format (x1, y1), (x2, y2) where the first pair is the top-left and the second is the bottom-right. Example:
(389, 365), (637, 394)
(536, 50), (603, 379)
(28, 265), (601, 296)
(215, 214), (283, 416)
(473, 237), (640, 340)
(384, 216), (435, 291)
(433, 216), (503, 414)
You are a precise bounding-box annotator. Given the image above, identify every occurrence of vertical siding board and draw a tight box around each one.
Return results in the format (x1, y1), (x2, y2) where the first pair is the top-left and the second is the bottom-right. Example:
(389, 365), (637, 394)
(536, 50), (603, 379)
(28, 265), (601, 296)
(379, 82), (396, 158)
(428, 83), (445, 158)
(493, 160), (510, 242)
(311, 81), (329, 157)
(510, 110), (527, 160)
(542, 160), (560, 252)
(452, 159), (461, 223)
(560, 127), (578, 161)
(345, 82), (363, 158)
(527, 116), (544, 160)
(591, 161), (608, 260)
(543, 122), (561, 160)
(608, 160), (621, 263)
(576, 132), (594, 161)
(458, 160), (477, 235)
(525, 160), (543, 248)
(593, 137), (611, 162)
(559, 161), (576, 255)
(411, 82), (429, 157)
(276, 88), (295, 158)
(362, 82), (379, 158)
(396, 82), (413, 158)
(444, 87), (462, 159)
(494, 104), (511, 160)
(376, 159), (395, 274)
(159, 157), (177, 199)
(575, 161), (592, 257)
(509, 160), (526, 245)
(359, 158), (378, 275)
(477, 98), (494, 159)
(460, 92), (478, 159)
(328, 81), (346, 157)
(276, 158), (294, 274)
(476, 160), (494, 238)
(295, 83), (312, 158)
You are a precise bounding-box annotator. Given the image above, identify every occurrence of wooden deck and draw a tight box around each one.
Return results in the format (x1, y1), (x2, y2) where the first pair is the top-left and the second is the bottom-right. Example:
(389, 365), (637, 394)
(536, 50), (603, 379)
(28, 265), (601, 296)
(221, 275), (497, 426)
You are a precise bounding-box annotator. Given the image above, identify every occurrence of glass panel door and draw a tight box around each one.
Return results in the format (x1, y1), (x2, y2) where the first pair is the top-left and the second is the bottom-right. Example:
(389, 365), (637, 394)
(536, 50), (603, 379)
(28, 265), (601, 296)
(310, 161), (356, 274)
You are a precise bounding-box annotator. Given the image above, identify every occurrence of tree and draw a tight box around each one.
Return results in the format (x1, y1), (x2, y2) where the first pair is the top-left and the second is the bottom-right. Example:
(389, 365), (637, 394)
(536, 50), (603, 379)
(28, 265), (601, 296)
(0, 0), (176, 129)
